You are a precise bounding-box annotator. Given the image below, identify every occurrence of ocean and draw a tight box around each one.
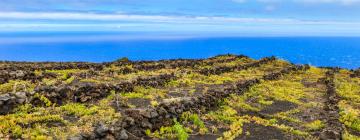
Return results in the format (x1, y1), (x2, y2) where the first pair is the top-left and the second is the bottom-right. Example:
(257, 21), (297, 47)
(0, 32), (359, 69)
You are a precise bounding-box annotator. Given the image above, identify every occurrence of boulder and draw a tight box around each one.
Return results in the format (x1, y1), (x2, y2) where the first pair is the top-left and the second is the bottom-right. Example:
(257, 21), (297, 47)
(0, 94), (11, 101)
(320, 130), (340, 140)
(118, 129), (129, 140)
(14, 92), (27, 99)
(95, 124), (109, 137)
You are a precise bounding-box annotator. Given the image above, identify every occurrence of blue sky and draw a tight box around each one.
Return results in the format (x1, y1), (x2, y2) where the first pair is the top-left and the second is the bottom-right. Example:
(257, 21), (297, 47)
(1, 0), (360, 36)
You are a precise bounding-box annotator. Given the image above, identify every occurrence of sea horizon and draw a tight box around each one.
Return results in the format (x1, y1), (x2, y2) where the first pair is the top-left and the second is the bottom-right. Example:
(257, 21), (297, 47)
(0, 32), (359, 69)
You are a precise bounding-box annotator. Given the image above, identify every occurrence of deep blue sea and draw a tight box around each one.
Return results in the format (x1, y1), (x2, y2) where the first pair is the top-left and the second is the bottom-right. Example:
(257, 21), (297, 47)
(0, 32), (359, 69)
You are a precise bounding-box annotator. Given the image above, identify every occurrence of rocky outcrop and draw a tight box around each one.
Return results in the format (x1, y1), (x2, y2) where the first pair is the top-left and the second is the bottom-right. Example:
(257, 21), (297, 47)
(350, 69), (360, 78)
(0, 92), (31, 115)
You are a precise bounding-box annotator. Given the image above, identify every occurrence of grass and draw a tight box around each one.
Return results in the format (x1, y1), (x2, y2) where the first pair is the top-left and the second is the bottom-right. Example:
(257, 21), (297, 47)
(65, 76), (75, 84)
(196, 64), (322, 140)
(0, 80), (35, 93)
(204, 107), (240, 137)
(42, 78), (59, 86)
(1, 56), (359, 139)
(0, 106), (64, 139)
(305, 120), (325, 131)
(205, 104), (310, 139)
(60, 103), (99, 117)
(336, 70), (360, 134)
(342, 130), (360, 140)
(121, 86), (167, 100)
(224, 94), (261, 112)
(0, 90), (121, 139)
(34, 93), (53, 107)
(247, 116), (309, 137)
(237, 79), (307, 108)
(335, 71), (360, 104)
(339, 101), (360, 132)
(173, 119), (190, 140)
(146, 119), (190, 140)
(167, 59), (289, 88)
(181, 112), (209, 134)
(45, 69), (84, 80)
(272, 109), (302, 124)
(218, 118), (248, 140)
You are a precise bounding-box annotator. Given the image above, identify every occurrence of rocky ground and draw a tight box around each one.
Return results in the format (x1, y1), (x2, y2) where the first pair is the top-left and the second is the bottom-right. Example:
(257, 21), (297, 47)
(0, 54), (359, 140)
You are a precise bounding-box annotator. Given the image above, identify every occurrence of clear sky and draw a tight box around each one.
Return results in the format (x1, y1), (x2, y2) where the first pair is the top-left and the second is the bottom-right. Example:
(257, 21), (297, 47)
(1, 0), (360, 36)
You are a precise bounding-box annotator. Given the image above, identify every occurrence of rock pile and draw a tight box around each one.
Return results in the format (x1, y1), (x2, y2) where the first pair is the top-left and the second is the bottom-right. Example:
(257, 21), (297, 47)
(0, 92), (31, 114)
(0, 73), (176, 114)
(134, 73), (175, 88)
(0, 70), (59, 84)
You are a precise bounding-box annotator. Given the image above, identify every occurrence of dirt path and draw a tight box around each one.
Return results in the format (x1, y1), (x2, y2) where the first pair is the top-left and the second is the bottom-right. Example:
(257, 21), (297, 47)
(319, 69), (344, 140)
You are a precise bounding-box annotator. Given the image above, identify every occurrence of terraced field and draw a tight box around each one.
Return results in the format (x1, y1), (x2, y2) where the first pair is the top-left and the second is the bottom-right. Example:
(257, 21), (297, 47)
(0, 55), (359, 140)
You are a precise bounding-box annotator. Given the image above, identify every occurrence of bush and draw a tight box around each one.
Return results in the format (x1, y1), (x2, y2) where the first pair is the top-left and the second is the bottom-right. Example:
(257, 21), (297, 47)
(305, 120), (325, 131)
(181, 112), (208, 134)
(146, 119), (190, 140)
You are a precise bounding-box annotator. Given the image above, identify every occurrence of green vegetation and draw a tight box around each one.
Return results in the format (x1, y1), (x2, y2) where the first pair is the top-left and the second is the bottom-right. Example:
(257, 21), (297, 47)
(342, 130), (360, 140)
(0, 80), (35, 93)
(335, 70), (360, 105)
(34, 93), (52, 107)
(65, 76), (75, 84)
(0, 105), (65, 139)
(339, 101), (360, 132)
(336, 70), (360, 135)
(248, 80), (306, 105)
(146, 119), (190, 140)
(305, 120), (325, 131)
(181, 112), (209, 134)
(120, 86), (167, 107)
(42, 78), (58, 86)
(173, 119), (190, 140)
(46, 69), (84, 80)
(60, 103), (99, 117)
(218, 118), (248, 140)
(0, 90), (121, 139)
(205, 106), (250, 139)
(168, 59), (290, 88)
(272, 109), (302, 123)
(1, 55), (358, 140)
(196, 65), (324, 140)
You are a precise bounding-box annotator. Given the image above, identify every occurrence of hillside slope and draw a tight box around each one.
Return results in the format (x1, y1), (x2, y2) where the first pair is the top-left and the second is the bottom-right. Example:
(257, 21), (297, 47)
(0, 55), (359, 140)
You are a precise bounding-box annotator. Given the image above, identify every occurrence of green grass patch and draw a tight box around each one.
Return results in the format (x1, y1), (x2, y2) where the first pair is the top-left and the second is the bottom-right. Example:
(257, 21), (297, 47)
(181, 112), (209, 134)
(0, 80), (35, 93)
(146, 119), (190, 140)
(60, 103), (99, 117)
(305, 120), (325, 131)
